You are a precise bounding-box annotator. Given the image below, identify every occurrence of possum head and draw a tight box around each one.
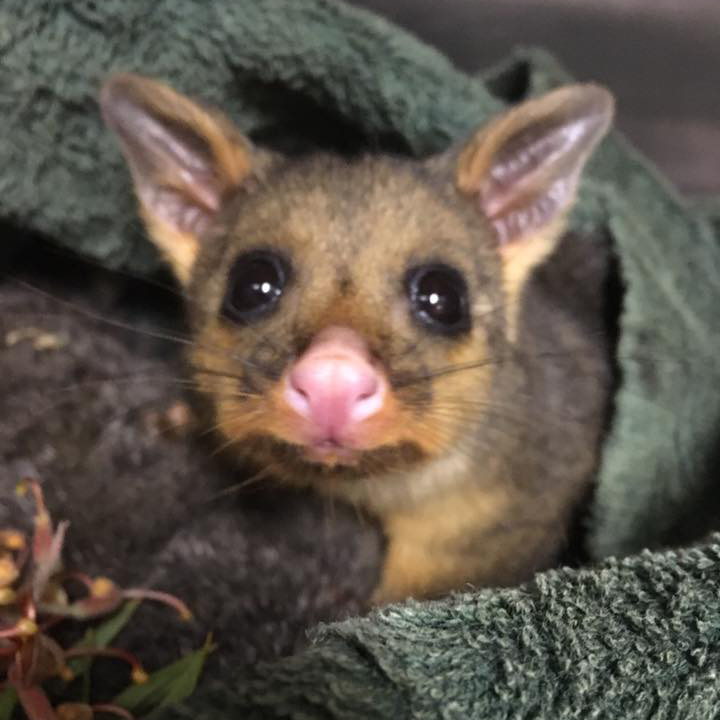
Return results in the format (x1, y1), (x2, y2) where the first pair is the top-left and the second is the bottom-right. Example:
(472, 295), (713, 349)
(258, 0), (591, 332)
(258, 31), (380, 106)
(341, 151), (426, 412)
(101, 74), (613, 486)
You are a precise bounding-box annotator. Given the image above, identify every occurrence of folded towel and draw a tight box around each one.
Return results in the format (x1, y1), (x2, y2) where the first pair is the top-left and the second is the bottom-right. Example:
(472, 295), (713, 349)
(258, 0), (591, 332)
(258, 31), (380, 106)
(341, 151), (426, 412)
(173, 535), (720, 719)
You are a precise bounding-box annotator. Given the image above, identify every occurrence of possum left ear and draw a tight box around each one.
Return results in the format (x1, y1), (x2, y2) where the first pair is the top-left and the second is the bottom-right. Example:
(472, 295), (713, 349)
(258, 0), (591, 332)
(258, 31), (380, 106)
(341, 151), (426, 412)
(456, 84), (614, 310)
(101, 73), (254, 284)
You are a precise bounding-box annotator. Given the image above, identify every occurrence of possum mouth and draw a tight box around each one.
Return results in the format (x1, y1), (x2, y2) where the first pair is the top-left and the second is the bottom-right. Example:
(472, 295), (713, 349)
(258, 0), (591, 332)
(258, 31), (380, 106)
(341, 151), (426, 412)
(241, 433), (427, 482)
(304, 439), (364, 467)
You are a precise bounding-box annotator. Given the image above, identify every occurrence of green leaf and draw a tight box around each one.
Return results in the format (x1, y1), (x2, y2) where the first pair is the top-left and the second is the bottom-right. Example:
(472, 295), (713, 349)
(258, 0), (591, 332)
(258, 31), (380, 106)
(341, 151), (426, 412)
(68, 599), (140, 700)
(0, 687), (17, 720)
(113, 635), (214, 718)
(86, 599), (141, 648)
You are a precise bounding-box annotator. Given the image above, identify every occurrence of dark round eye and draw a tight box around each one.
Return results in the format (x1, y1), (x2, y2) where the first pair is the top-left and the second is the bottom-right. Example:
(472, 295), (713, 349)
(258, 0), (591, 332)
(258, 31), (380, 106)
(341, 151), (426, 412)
(222, 250), (289, 324)
(405, 263), (470, 335)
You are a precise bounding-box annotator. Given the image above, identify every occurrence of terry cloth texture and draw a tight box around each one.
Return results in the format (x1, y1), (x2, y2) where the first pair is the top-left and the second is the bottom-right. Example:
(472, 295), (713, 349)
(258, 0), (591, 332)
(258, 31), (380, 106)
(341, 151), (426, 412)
(171, 537), (720, 719)
(2, 1), (720, 717)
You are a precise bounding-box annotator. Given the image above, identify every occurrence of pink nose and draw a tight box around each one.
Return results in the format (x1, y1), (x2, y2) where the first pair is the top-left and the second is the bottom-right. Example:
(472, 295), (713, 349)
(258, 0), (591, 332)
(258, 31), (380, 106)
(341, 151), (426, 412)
(284, 327), (385, 443)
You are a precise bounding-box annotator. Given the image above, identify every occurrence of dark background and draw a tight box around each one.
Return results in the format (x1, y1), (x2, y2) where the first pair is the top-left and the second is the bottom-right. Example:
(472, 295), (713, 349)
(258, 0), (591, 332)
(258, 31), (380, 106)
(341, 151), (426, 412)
(349, 0), (720, 195)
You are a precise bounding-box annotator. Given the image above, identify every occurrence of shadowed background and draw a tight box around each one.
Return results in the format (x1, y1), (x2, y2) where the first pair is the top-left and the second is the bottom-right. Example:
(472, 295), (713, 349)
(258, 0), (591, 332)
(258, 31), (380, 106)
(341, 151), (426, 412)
(349, 0), (720, 195)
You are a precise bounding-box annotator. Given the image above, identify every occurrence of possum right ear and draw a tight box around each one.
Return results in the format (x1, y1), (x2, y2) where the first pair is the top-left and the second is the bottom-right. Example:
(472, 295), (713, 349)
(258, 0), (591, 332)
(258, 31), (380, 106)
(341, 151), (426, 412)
(454, 83), (613, 335)
(101, 73), (254, 284)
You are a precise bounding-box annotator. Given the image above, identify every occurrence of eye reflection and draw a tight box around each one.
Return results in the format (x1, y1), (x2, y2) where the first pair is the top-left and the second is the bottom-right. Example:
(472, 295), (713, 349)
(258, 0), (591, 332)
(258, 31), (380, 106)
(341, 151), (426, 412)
(405, 263), (470, 335)
(222, 250), (289, 324)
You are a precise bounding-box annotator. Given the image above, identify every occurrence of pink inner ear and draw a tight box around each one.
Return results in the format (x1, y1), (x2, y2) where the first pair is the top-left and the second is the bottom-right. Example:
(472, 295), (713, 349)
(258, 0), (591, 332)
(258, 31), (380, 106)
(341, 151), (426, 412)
(102, 76), (225, 235)
(481, 128), (603, 245)
(482, 121), (582, 216)
(139, 184), (217, 237)
(462, 85), (614, 246)
(484, 173), (573, 245)
(125, 114), (225, 234)
(134, 116), (224, 213)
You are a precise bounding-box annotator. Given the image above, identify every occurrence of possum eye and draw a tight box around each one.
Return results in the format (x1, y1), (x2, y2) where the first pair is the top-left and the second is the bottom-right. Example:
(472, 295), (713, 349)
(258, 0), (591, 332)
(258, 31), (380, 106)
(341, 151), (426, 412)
(222, 250), (289, 324)
(405, 264), (471, 335)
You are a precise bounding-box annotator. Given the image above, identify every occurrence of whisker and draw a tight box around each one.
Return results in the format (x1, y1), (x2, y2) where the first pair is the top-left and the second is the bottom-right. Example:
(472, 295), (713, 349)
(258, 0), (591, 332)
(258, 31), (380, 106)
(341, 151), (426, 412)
(322, 491), (337, 527)
(206, 465), (276, 501)
(422, 396), (592, 425)
(208, 433), (243, 459)
(122, 225), (287, 359)
(6, 223), (289, 360)
(203, 408), (265, 458)
(3, 278), (281, 377)
(5, 279), (198, 346)
(33, 372), (198, 397)
(7, 363), (262, 414)
(188, 364), (267, 390)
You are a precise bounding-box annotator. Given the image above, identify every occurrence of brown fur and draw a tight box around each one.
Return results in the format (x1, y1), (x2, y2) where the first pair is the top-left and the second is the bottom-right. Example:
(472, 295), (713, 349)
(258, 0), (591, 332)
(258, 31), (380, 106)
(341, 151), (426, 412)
(102, 75), (614, 602)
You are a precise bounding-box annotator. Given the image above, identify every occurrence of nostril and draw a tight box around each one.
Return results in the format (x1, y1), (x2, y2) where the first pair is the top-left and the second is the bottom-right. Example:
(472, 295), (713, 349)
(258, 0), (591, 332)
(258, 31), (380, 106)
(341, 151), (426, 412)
(286, 370), (313, 418)
(350, 373), (384, 423)
(284, 353), (386, 428)
(289, 367), (310, 397)
(354, 374), (380, 403)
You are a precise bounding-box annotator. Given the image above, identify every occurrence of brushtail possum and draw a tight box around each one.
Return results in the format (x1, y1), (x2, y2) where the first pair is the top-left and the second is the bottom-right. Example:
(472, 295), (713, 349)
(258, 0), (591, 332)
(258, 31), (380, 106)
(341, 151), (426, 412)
(100, 74), (614, 603)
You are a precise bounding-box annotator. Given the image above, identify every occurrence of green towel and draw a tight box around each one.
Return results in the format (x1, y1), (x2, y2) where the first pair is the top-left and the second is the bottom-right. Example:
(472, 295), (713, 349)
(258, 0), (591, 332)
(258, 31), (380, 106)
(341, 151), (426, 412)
(171, 537), (720, 719)
(3, 1), (720, 717)
(0, 0), (500, 274)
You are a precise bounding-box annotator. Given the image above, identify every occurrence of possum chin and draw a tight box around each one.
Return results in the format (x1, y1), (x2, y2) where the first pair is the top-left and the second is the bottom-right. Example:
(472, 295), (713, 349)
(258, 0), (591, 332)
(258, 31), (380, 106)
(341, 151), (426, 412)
(303, 440), (363, 467)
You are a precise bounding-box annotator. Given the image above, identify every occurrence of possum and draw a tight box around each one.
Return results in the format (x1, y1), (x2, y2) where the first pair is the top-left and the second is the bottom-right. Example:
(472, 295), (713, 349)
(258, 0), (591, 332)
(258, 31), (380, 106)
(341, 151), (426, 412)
(99, 73), (614, 603)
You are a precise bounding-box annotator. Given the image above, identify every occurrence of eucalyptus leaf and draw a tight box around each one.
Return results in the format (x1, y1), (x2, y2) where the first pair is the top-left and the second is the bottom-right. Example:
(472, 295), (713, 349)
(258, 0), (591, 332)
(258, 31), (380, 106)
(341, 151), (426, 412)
(0, 687), (17, 720)
(113, 636), (214, 718)
(86, 599), (141, 649)
(67, 600), (140, 700)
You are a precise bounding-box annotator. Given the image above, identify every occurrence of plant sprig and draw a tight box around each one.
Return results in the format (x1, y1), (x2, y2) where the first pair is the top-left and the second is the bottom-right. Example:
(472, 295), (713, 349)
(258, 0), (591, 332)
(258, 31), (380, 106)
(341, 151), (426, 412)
(0, 477), (209, 720)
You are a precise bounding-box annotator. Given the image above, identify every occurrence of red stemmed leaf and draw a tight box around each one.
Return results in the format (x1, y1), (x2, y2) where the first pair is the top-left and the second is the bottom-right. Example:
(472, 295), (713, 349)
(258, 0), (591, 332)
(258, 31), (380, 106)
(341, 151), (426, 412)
(32, 521), (68, 604)
(7, 661), (59, 720)
(16, 633), (68, 686)
(2, 477), (202, 720)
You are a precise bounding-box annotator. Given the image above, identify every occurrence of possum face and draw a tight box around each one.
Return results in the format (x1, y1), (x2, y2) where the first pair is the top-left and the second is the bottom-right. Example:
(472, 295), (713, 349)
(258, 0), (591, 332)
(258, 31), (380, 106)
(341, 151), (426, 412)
(183, 154), (505, 480)
(101, 74), (613, 484)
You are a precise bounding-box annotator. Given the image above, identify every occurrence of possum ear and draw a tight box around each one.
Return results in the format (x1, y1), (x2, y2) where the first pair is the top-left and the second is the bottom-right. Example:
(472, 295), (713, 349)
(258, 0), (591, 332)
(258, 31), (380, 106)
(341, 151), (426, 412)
(101, 73), (254, 284)
(456, 84), (613, 307)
